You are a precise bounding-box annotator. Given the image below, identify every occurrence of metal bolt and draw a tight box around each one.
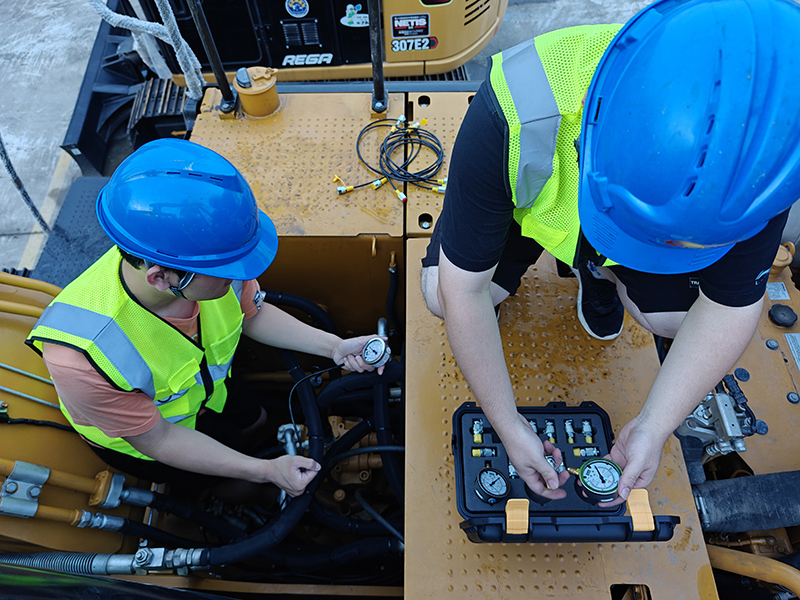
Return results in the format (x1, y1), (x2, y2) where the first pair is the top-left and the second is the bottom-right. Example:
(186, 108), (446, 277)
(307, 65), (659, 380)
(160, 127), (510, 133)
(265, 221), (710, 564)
(4, 482), (18, 494)
(0, 402), (7, 409)
(788, 392), (800, 405)
(134, 548), (152, 566)
(755, 420), (769, 435)
(687, 418), (698, 428)
(27, 486), (41, 499)
(766, 339), (780, 350)
(420, 221), (432, 229)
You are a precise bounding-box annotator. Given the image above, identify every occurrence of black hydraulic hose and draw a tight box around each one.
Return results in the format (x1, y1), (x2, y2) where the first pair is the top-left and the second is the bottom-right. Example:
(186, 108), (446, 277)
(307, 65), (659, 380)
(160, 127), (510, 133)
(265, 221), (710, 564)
(693, 471), (800, 532)
(309, 499), (402, 536)
(261, 290), (339, 385)
(261, 290), (336, 334)
(386, 263), (400, 342)
(120, 519), (210, 548)
(202, 351), (325, 566)
(261, 537), (402, 572)
(373, 377), (404, 505)
(144, 491), (245, 541)
(354, 489), (403, 542)
(316, 359), (403, 408)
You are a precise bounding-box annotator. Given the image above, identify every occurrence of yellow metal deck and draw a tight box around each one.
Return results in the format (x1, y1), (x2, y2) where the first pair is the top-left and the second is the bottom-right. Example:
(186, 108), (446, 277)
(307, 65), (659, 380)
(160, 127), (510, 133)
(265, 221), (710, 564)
(404, 239), (717, 600)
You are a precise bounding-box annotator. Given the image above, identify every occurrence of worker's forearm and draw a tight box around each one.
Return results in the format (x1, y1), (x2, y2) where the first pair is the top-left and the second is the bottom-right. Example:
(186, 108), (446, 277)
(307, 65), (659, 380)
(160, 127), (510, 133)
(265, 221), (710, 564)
(637, 294), (763, 439)
(439, 285), (519, 437)
(126, 421), (275, 484)
(242, 303), (340, 359)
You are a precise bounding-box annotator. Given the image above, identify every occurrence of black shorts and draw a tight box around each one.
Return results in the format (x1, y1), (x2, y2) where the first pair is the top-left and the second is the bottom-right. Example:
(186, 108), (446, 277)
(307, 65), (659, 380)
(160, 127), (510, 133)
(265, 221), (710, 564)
(423, 219), (545, 296)
(88, 374), (263, 491)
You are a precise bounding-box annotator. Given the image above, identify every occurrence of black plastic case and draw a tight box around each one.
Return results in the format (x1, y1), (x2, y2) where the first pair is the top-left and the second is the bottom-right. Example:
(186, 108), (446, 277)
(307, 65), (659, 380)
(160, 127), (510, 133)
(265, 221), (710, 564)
(452, 401), (679, 543)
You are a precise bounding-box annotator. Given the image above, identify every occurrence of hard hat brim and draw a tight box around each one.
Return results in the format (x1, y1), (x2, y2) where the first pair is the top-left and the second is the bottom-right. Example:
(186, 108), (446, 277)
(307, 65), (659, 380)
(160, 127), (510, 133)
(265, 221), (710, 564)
(579, 204), (735, 275)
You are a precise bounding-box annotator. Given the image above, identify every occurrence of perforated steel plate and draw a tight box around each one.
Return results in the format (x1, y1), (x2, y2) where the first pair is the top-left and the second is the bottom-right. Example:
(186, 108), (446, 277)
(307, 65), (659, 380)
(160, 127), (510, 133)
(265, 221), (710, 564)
(192, 90), (405, 238)
(404, 239), (717, 599)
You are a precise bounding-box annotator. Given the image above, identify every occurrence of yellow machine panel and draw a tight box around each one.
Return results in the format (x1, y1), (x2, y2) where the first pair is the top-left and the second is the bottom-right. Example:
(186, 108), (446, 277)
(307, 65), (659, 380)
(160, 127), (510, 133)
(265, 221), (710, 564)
(404, 240), (717, 599)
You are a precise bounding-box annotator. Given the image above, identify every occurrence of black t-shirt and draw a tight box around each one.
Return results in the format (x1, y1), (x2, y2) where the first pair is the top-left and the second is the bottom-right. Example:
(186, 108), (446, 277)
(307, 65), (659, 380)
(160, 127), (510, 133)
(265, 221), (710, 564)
(434, 80), (788, 309)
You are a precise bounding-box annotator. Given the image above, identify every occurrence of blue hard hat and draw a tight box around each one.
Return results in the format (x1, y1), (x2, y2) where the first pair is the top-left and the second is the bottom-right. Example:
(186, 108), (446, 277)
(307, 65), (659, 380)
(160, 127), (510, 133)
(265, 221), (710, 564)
(97, 139), (278, 280)
(579, 0), (800, 274)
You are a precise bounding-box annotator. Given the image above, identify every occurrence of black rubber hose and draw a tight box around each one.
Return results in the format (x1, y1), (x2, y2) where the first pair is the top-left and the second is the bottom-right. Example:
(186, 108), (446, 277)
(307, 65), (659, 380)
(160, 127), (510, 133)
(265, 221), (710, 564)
(261, 537), (402, 571)
(693, 471), (800, 532)
(373, 377), (404, 505)
(119, 520), (210, 548)
(202, 351), (326, 566)
(145, 491), (245, 541)
(261, 290), (334, 333)
(386, 264), (400, 343)
(317, 360), (403, 408)
(309, 499), (403, 536)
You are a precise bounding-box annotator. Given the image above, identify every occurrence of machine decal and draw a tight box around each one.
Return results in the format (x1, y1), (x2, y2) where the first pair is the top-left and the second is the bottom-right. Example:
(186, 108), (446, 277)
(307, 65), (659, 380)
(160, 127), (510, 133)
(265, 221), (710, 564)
(282, 53), (334, 66)
(391, 37), (438, 52)
(786, 333), (800, 368)
(391, 13), (430, 38)
(285, 0), (310, 19)
(341, 4), (369, 27)
(767, 281), (791, 301)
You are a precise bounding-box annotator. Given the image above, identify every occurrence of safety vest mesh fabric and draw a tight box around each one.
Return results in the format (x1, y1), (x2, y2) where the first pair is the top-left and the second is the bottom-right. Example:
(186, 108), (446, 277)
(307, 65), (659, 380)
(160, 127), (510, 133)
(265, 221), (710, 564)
(26, 247), (245, 460)
(490, 24), (622, 265)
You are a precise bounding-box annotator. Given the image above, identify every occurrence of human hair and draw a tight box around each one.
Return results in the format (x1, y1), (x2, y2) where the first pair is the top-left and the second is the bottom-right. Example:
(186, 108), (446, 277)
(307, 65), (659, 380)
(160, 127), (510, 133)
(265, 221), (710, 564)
(118, 247), (146, 269)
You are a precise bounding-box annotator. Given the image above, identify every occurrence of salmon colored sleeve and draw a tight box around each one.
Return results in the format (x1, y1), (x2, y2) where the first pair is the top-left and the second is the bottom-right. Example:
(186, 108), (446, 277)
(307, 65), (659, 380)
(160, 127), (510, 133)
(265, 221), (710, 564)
(41, 343), (162, 439)
(241, 279), (262, 320)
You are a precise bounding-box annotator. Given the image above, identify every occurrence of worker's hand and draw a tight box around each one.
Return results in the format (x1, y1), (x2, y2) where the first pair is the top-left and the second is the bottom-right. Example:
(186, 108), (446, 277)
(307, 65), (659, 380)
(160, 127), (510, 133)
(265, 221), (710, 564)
(599, 416), (666, 507)
(504, 414), (571, 499)
(268, 455), (321, 497)
(332, 335), (387, 374)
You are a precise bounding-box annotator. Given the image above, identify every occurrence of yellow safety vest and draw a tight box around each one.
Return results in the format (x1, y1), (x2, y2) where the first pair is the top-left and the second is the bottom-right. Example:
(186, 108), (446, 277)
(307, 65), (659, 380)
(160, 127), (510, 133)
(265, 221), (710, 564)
(27, 247), (245, 460)
(489, 24), (622, 265)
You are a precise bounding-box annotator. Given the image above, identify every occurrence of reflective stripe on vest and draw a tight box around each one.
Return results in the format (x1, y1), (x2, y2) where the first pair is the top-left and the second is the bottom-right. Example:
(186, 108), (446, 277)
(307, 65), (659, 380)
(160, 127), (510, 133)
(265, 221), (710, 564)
(489, 25), (623, 265)
(490, 39), (561, 211)
(26, 247), (246, 460)
(34, 302), (156, 398)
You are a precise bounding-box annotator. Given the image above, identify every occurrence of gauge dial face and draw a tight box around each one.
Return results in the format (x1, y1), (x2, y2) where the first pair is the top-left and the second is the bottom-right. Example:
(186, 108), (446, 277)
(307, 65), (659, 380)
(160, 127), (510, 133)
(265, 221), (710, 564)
(579, 459), (621, 494)
(362, 338), (387, 365)
(476, 468), (510, 502)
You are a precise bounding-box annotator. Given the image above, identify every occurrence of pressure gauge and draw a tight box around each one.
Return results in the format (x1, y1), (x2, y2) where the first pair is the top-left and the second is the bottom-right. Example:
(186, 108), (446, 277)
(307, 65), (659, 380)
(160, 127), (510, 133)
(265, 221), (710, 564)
(362, 337), (391, 368)
(475, 467), (510, 505)
(567, 458), (622, 504)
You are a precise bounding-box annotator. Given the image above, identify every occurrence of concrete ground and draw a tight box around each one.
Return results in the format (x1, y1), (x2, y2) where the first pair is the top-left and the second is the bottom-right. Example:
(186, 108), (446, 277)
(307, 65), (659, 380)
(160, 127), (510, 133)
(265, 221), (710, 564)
(0, 0), (650, 272)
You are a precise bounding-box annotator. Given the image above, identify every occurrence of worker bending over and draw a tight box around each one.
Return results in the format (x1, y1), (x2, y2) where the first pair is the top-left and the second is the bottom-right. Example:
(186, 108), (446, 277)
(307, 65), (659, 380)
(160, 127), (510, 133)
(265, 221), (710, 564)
(421, 0), (800, 504)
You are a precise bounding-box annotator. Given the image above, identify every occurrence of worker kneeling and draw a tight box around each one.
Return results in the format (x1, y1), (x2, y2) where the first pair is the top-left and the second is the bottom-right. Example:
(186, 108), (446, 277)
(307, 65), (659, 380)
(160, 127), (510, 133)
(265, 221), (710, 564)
(27, 139), (381, 500)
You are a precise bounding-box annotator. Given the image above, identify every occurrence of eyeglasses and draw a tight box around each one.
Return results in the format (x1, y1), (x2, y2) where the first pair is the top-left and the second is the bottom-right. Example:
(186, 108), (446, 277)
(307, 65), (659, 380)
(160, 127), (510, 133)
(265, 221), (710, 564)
(170, 270), (195, 299)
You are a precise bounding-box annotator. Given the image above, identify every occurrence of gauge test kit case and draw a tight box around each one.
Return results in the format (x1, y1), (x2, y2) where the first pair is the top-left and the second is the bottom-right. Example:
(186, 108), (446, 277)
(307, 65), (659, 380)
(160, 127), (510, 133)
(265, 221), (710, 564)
(451, 401), (680, 543)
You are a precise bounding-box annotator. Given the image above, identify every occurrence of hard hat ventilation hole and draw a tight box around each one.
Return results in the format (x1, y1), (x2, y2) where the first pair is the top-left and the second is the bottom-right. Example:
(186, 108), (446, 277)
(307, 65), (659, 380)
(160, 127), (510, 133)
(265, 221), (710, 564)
(683, 179), (697, 197)
(705, 116), (715, 135)
(696, 149), (707, 169)
(591, 97), (603, 123)
(187, 172), (203, 178)
(209, 176), (223, 182)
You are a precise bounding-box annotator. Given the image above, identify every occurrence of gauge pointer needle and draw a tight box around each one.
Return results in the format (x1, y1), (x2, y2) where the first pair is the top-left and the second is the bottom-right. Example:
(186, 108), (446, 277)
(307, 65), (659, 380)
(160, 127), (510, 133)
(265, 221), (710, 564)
(593, 466), (606, 484)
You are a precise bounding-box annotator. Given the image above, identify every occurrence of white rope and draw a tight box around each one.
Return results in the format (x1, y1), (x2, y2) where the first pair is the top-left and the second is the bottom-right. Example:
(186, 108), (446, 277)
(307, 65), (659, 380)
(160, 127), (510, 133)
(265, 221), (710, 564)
(87, 0), (204, 101)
